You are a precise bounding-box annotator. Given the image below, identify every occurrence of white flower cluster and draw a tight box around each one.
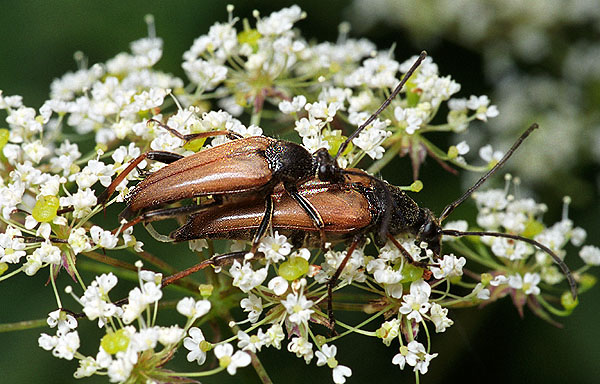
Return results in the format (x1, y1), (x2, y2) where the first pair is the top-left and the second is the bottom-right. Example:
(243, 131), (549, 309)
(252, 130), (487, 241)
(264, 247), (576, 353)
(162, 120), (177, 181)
(348, 0), (600, 192)
(0, 5), (596, 384)
(38, 264), (253, 382)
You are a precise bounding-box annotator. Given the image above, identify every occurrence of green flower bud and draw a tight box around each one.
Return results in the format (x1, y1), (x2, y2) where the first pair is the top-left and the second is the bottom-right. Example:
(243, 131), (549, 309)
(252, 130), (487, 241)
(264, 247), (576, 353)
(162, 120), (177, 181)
(198, 284), (214, 298)
(561, 291), (579, 312)
(0, 262), (8, 276)
(323, 130), (351, 157)
(100, 329), (130, 354)
(447, 145), (458, 159)
(199, 340), (213, 352)
(95, 143), (108, 153)
(579, 273), (597, 291)
(0, 129), (9, 151)
(183, 137), (207, 152)
(480, 273), (492, 286)
(410, 180), (423, 193)
(279, 256), (309, 281)
(219, 354), (232, 368)
(406, 87), (421, 107)
(314, 334), (326, 347)
(400, 263), (423, 283)
(521, 219), (545, 238)
(238, 29), (261, 50)
(32, 195), (60, 223)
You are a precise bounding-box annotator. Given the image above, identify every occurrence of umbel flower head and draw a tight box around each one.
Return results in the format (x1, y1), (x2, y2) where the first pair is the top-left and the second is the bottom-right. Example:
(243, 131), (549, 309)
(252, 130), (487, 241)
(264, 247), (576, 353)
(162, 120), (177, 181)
(0, 4), (596, 384)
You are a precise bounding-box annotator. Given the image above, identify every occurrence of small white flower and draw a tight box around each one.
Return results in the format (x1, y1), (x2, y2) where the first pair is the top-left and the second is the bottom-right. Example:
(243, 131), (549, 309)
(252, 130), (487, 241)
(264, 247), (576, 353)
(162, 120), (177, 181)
(392, 341), (419, 370)
(106, 349), (136, 382)
(490, 238), (533, 261)
(158, 325), (185, 346)
(38, 333), (58, 351)
(399, 280), (432, 323)
(74, 159), (114, 189)
(79, 273), (119, 327)
(429, 303), (453, 333)
(90, 226), (119, 249)
(256, 5), (305, 36)
(182, 59), (228, 90)
(580, 245), (600, 266)
(279, 95), (307, 114)
(287, 336), (314, 363)
(479, 145), (504, 164)
(430, 254), (466, 279)
(472, 283), (490, 300)
(305, 100), (342, 122)
(508, 274), (523, 289)
(315, 344), (352, 384)
(0, 226), (27, 263)
(214, 343), (252, 375)
(490, 274), (508, 286)
(522, 272), (541, 295)
(392, 340), (437, 374)
(73, 356), (100, 378)
(237, 329), (266, 353)
(23, 140), (50, 164)
(176, 297), (211, 320)
(265, 323), (285, 350)
(0, 181), (25, 219)
(68, 228), (92, 255)
(258, 232), (292, 263)
(377, 319), (401, 346)
(240, 293), (263, 323)
(52, 331), (80, 360)
(183, 327), (208, 365)
(229, 261), (268, 293)
(47, 309), (77, 336)
(268, 276), (289, 296)
(570, 227), (587, 247)
(455, 141), (470, 155)
(59, 188), (97, 219)
(282, 293), (314, 325)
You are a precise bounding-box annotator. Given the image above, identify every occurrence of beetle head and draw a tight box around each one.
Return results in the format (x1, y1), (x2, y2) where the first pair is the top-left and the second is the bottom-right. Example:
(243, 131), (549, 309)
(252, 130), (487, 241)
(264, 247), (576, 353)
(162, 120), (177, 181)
(416, 208), (442, 257)
(314, 148), (345, 183)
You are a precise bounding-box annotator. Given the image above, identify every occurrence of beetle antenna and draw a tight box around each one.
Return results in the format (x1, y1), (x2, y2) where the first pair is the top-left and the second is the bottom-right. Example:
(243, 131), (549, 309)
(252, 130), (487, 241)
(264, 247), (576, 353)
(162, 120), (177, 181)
(442, 228), (577, 299)
(335, 51), (427, 161)
(439, 123), (539, 223)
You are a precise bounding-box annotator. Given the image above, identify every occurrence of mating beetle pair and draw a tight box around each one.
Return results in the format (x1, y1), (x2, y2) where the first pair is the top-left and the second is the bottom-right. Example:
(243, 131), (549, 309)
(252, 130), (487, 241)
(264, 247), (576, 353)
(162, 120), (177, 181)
(99, 51), (577, 329)
(100, 53), (428, 253)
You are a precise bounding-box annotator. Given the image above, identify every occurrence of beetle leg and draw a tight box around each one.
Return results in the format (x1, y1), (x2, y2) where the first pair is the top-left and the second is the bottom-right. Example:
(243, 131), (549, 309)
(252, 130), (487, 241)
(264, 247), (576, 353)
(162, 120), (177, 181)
(327, 235), (362, 333)
(249, 195), (274, 254)
(98, 150), (185, 205)
(114, 203), (219, 235)
(148, 118), (243, 141)
(161, 251), (250, 287)
(285, 183), (328, 250)
(387, 235), (436, 268)
(16, 235), (68, 244)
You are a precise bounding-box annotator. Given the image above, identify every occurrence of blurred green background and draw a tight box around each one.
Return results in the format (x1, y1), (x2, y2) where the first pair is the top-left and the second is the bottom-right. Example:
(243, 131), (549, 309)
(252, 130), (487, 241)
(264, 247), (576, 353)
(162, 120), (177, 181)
(1, 1), (599, 383)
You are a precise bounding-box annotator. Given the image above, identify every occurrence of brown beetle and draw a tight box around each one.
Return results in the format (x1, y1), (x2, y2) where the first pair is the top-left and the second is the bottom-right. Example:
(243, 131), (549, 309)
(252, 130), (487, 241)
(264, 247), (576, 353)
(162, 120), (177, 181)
(158, 125), (577, 329)
(98, 53), (428, 251)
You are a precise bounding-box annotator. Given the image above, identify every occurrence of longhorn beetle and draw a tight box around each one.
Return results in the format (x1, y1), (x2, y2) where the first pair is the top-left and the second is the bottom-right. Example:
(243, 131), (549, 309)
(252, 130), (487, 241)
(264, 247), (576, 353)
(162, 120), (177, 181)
(98, 52), (428, 252)
(156, 123), (577, 329)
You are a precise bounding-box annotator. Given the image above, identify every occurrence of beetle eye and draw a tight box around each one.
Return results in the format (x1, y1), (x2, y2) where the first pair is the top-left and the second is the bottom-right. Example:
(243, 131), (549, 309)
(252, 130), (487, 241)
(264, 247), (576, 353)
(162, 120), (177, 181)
(419, 221), (440, 241)
(422, 222), (433, 235)
(319, 164), (332, 178)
